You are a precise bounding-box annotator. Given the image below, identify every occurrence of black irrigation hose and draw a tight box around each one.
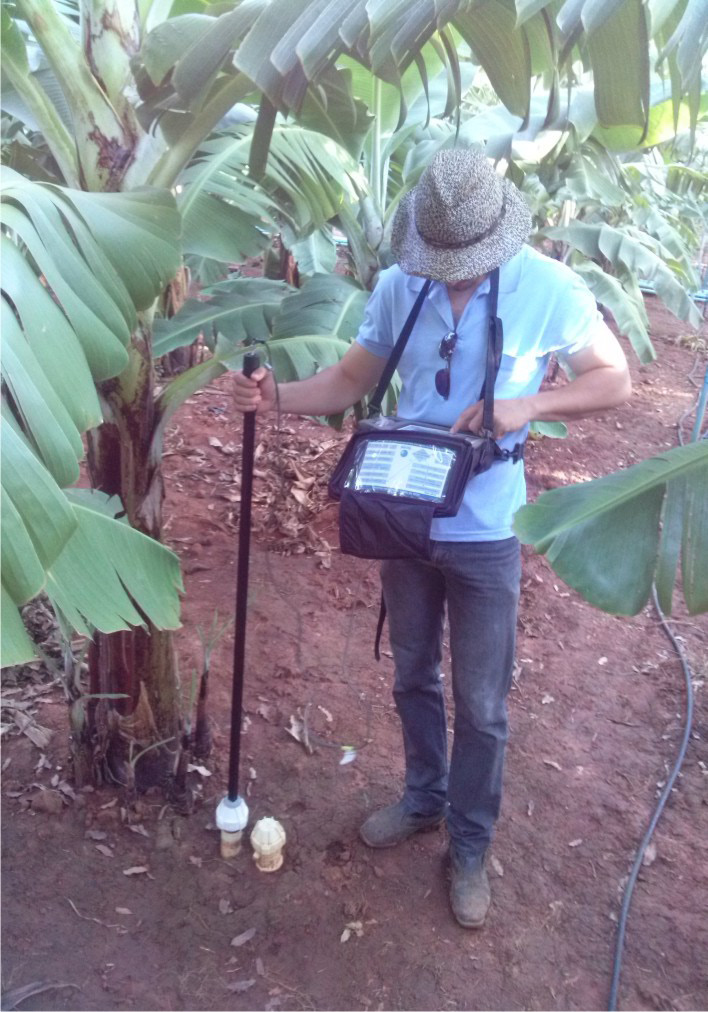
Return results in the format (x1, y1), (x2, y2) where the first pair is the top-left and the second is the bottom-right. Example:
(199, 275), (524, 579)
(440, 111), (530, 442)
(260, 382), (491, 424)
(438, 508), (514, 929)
(608, 342), (704, 1008)
(607, 594), (696, 1007)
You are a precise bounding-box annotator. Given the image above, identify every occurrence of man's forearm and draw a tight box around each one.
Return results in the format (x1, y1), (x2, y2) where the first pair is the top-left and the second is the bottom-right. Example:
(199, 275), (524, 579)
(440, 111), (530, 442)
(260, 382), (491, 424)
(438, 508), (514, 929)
(274, 343), (386, 418)
(276, 365), (364, 416)
(524, 365), (632, 423)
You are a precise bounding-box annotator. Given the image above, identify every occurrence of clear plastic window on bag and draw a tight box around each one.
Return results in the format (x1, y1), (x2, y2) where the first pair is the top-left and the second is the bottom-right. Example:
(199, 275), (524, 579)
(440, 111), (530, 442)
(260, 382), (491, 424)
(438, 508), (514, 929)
(343, 438), (458, 504)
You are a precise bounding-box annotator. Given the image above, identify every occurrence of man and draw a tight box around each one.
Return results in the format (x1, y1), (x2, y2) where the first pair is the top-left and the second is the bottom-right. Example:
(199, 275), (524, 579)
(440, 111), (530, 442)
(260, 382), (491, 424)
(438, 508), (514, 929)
(233, 149), (631, 928)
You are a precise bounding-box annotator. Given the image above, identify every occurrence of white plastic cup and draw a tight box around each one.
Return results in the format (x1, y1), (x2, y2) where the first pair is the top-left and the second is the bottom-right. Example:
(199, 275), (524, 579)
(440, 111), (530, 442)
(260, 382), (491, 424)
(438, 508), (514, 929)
(250, 817), (286, 872)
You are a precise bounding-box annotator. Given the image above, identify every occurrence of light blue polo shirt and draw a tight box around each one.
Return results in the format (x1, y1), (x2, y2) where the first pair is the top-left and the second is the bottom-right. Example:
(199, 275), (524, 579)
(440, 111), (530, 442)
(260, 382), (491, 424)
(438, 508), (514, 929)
(355, 244), (614, 541)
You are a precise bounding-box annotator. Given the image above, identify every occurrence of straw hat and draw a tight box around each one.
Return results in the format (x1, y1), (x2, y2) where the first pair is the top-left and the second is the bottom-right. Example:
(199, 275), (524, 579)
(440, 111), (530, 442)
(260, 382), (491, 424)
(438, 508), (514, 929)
(391, 149), (532, 282)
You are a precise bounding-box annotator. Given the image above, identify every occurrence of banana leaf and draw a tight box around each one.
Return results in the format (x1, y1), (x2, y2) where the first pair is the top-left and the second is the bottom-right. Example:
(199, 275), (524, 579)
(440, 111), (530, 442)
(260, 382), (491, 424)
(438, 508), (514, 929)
(514, 441), (708, 616)
(1, 176), (183, 665)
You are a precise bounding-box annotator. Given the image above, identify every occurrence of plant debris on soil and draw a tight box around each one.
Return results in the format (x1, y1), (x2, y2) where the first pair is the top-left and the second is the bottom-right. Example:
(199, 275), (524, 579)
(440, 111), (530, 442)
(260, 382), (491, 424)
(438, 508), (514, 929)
(2, 297), (707, 1012)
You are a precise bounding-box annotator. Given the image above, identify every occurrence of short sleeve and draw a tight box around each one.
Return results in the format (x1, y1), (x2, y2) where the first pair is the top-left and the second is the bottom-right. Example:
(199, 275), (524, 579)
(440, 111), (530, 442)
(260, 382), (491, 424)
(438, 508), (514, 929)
(546, 270), (615, 359)
(355, 269), (396, 358)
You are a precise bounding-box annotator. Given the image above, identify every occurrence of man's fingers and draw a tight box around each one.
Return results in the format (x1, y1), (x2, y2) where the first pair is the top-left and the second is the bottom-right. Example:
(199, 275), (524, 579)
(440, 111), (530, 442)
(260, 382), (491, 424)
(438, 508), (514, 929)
(451, 401), (483, 433)
(233, 365), (276, 415)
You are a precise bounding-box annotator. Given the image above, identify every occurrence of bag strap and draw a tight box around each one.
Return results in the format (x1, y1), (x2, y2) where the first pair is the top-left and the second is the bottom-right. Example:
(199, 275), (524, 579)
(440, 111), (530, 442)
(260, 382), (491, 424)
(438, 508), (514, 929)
(368, 279), (433, 418)
(478, 267), (503, 437)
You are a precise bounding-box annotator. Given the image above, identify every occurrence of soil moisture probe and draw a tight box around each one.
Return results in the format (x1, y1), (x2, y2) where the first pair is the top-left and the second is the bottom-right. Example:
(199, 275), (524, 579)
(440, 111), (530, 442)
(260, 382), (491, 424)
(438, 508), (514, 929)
(216, 351), (260, 858)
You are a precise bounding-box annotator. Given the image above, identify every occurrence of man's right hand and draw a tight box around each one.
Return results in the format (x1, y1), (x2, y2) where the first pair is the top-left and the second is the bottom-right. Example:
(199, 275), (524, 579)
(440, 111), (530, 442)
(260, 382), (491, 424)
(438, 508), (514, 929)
(232, 365), (277, 415)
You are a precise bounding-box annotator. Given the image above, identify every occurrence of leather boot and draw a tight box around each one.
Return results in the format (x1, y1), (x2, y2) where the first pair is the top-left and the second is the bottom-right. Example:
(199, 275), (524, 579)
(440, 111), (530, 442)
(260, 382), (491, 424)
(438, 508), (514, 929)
(359, 800), (445, 848)
(449, 855), (491, 928)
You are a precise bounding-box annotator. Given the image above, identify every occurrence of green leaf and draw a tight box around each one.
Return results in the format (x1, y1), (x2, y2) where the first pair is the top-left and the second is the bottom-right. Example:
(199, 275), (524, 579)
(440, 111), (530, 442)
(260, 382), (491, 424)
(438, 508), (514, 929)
(45, 490), (183, 636)
(1, 189), (131, 380)
(586, 0), (649, 130)
(153, 358), (227, 455)
(513, 442), (708, 615)
(1, 421), (77, 574)
(141, 14), (215, 85)
(1, 172), (182, 378)
(1, 586), (37, 668)
(178, 124), (367, 264)
(455, 1), (531, 119)
(170, 3), (265, 107)
(530, 421), (568, 438)
(65, 188), (182, 312)
(1, 299), (82, 485)
(1, 6), (29, 73)
(559, 150), (627, 207)
(272, 273), (368, 341)
(1, 486), (47, 606)
(546, 221), (702, 336)
(571, 260), (655, 364)
(0, 238), (102, 434)
(220, 333), (352, 380)
(287, 226), (337, 277)
(659, 0), (708, 89)
(296, 64), (373, 159)
(153, 278), (289, 356)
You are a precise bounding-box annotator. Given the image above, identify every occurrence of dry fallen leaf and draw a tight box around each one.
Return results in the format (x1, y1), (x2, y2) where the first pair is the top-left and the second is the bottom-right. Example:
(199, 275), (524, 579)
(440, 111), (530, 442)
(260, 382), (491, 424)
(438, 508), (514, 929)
(490, 856), (504, 877)
(123, 866), (149, 876)
(642, 842), (658, 867)
(208, 436), (223, 448)
(218, 898), (233, 915)
(340, 920), (364, 943)
(543, 760), (563, 771)
(12, 712), (53, 749)
(230, 927), (256, 948)
(568, 839), (583, 848)
(226, 979), (256, 994)
(285, 714), (313, 755)
(187, 763), (212, 777)
(128, 824), (150, 838)
(95, 844), (114, 858)
(115, 908), (132, 916)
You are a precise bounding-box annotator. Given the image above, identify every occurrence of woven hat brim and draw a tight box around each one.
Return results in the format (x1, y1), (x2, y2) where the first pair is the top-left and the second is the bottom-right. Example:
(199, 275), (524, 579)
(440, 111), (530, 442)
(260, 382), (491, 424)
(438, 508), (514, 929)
(390, 179), (532, 282)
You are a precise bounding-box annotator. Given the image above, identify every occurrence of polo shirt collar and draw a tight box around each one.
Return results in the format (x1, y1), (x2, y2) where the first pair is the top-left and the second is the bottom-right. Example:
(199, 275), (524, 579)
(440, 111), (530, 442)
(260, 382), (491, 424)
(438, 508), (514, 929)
(402, 248), (523, 296)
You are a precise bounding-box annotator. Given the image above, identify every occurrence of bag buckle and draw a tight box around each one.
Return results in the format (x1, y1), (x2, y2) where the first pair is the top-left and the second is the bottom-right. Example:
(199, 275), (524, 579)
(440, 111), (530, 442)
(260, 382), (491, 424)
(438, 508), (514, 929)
(495, 442), (525, 464)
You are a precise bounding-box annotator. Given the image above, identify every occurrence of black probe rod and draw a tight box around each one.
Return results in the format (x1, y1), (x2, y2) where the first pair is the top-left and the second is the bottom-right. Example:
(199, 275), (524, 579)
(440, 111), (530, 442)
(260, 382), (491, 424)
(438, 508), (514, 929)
(227, 351), (260, 801)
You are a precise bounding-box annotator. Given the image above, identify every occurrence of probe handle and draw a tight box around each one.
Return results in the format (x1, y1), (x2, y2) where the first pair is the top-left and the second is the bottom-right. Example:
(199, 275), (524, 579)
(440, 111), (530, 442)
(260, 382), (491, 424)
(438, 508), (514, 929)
(243, 351), (260, 378)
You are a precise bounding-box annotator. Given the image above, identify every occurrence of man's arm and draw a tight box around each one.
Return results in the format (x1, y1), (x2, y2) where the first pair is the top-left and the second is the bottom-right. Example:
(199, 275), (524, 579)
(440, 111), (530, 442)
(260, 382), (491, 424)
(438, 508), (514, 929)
(451, 327), (632, 437)
(232, 342), (387, 418)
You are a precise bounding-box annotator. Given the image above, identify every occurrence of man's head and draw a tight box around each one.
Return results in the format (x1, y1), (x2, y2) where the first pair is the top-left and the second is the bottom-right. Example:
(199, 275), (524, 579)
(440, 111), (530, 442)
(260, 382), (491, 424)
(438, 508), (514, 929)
(391, 148), (532, 283)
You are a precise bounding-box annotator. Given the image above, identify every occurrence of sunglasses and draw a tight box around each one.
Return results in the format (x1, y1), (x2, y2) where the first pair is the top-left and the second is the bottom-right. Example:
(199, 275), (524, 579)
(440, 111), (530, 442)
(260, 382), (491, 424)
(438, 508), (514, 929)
(435, 331), (458, 399)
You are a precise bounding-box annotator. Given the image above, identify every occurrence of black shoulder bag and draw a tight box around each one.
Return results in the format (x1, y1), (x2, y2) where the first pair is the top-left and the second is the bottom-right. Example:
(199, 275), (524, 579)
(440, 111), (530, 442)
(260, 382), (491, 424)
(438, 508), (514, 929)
(328, 268), (523, 561)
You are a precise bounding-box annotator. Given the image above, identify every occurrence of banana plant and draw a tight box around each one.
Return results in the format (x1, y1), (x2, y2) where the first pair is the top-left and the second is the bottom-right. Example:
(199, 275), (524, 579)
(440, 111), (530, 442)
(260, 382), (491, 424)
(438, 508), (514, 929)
(513, 441), (708, 616)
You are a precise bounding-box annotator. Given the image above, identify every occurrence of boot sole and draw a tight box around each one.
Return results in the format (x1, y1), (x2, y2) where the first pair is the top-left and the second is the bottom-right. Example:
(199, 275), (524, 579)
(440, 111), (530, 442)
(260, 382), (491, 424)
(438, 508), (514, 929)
(452, 909), (487, 929)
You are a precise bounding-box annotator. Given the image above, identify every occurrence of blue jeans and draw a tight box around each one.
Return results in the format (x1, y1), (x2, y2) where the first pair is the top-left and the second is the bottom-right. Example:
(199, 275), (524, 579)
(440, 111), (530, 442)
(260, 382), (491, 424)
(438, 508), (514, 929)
(380, 537), (521, 868)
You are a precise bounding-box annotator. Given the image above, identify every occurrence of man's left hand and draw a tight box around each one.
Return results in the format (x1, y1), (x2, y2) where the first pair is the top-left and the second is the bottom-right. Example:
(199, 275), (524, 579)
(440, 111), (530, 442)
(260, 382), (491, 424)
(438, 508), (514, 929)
(451, 397), (531, 438)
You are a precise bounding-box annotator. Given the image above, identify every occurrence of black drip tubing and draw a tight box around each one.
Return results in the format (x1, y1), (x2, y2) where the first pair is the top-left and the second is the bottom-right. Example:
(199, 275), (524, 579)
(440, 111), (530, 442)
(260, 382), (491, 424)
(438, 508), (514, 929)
(608, 591), (696, 1009)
